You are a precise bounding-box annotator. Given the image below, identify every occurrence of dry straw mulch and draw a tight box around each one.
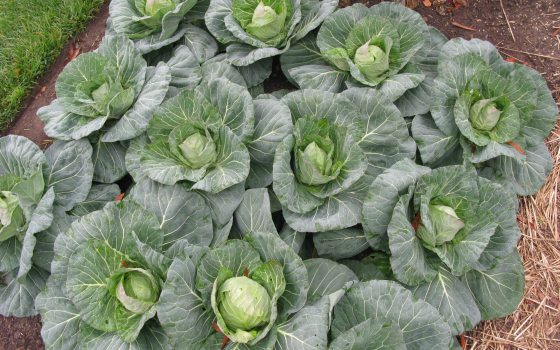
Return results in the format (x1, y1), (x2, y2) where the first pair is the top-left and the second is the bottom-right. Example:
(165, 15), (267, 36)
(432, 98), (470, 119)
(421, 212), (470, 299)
(468, 90), (560, 349)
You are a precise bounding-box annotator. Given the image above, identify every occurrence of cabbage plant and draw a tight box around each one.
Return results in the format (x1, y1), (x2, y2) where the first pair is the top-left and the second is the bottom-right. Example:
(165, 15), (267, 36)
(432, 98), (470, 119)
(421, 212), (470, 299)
(157, 189), (332, 349)
(329, 280), (457, 349)
(204, 0), (338, 84)
(0, 136), (94, 317)
(273, 89), (415, 232)
(412, 38), (558, 195)
(362, 160), (525, 335)
(280, 3), (447, 116)
(37, 35), (171, 183)
(126, 72), (292, 231)
(36, 200), (180, 348)
(109, 0), (209, 53)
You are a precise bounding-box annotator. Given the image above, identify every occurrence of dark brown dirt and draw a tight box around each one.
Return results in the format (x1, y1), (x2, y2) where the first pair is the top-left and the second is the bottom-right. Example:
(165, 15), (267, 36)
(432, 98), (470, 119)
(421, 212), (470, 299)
(1, 0), (559, 349)
(0, 316), (42, 350)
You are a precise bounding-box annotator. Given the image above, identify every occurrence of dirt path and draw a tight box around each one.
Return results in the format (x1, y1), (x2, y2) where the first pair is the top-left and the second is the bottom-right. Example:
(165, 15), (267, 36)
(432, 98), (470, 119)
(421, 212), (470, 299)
(1, 0), (558, 349)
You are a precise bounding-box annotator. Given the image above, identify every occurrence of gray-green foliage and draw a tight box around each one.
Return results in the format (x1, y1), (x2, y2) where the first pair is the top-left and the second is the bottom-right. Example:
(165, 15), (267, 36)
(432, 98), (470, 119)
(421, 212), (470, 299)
(280, 3), (447, 116)
(8, 1), (557, 348)
(157, 189), (331, 349)
(36, 200), (175, 348)
(109, 0), (210, 53)
(0, 135), (94, 317)
(362, 161), (525, 334)
(273, 88), (415, 232)
(412, 38), (558, 195)
(204, 0), (338, 84)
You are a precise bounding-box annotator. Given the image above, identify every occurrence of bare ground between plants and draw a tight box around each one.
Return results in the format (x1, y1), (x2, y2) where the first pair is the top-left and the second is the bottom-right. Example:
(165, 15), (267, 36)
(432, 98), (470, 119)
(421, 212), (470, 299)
(1, 0), (559, 349)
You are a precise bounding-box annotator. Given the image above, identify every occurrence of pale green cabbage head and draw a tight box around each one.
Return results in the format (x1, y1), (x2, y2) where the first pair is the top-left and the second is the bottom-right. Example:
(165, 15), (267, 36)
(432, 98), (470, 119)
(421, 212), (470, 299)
(114, 268), (161, 314)
(422, 204), (465, 246)
(179, 131), (218, 169)
(217, 276), (272, 331)
(469, 98), (501, 131)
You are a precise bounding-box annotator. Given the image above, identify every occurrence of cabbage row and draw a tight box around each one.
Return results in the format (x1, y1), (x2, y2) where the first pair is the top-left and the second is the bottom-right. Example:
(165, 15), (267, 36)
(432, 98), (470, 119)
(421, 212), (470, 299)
(1, 1), (557, 349)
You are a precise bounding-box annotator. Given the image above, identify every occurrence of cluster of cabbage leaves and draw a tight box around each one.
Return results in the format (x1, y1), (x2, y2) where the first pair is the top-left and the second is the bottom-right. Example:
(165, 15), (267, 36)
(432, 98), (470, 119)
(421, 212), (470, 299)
(2, 1), (559, 350)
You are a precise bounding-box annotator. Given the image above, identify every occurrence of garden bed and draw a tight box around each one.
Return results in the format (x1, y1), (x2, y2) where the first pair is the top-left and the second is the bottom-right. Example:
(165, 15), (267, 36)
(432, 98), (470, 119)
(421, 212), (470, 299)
(0, 0), (558, 349)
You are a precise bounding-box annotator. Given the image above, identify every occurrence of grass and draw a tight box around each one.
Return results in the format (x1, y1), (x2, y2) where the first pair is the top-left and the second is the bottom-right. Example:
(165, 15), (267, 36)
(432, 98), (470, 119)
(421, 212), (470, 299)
(0, 0), (105, 131)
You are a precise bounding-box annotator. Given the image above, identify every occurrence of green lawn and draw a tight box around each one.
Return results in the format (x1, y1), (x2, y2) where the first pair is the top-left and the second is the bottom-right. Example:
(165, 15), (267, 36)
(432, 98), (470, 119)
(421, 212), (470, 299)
(0, 0), (105, 130)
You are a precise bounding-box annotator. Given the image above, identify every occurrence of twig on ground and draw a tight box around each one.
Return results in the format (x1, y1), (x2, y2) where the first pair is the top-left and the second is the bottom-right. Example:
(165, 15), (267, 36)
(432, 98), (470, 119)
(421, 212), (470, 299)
(496, 46), (560, 61)
(451, 21), (476, 31)
(499, 0), (515, 42)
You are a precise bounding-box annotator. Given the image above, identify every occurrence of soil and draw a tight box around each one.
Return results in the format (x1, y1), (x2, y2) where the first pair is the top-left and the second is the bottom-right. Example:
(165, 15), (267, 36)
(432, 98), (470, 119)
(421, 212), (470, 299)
(1, 0), (559, 349)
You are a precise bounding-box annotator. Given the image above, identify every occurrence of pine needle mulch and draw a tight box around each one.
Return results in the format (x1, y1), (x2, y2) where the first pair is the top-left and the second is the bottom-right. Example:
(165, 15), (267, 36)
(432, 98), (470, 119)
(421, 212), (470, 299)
(467, 89), (560, 349)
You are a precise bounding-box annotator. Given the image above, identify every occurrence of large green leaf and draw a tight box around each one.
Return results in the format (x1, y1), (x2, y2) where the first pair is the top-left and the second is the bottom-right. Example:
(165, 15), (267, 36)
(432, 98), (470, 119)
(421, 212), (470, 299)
(0, 266), (49, 317)
(35, 274), (81, 350)
(235, 188), (277, 236)
(37, 102), (106, 142)
(368, 2), (428, 69)
(69, 184), (121, 217)
(158, 256), (215, 347)
(316, 4), (368, 55)
(0, 135), (46, 179)
(463, 251), (525, 320)
(474, 178), (521, 269)
(17, 187), (55, 280)
(247, 231), (309, 316)
(97, 35), (147, 97)
(129, 178), (214, 248)
(275, 296), (330, 350)
(313, 228), (369, 260)
(91, 139), (128, 184)
(329, 318), (406, 350)
(44, 140), (94, 211)
(388, 191), (438, 285)
(79, 320), (170, 350)
(411, 268), (481, 335)
(278, 225), (305, 257)
(249, 98), (293, 165)
(196, 78), (255, 140)
(283, 186), (364, 233)
(492, 137), (553, 196)
(362, 159), (430, 252)
(33, 206), (74, 272)
(196, 181), (245, 228)
(102, 63), (171, 142)
(331, 280), (453, 350)
(340, 88), (416, 179)
(181, 25), (220, 63)
(290, 0), (337, 42)
(205, 0), (239, 44)
(411, 113), (461, 166)
(304, 258), (357, 303)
